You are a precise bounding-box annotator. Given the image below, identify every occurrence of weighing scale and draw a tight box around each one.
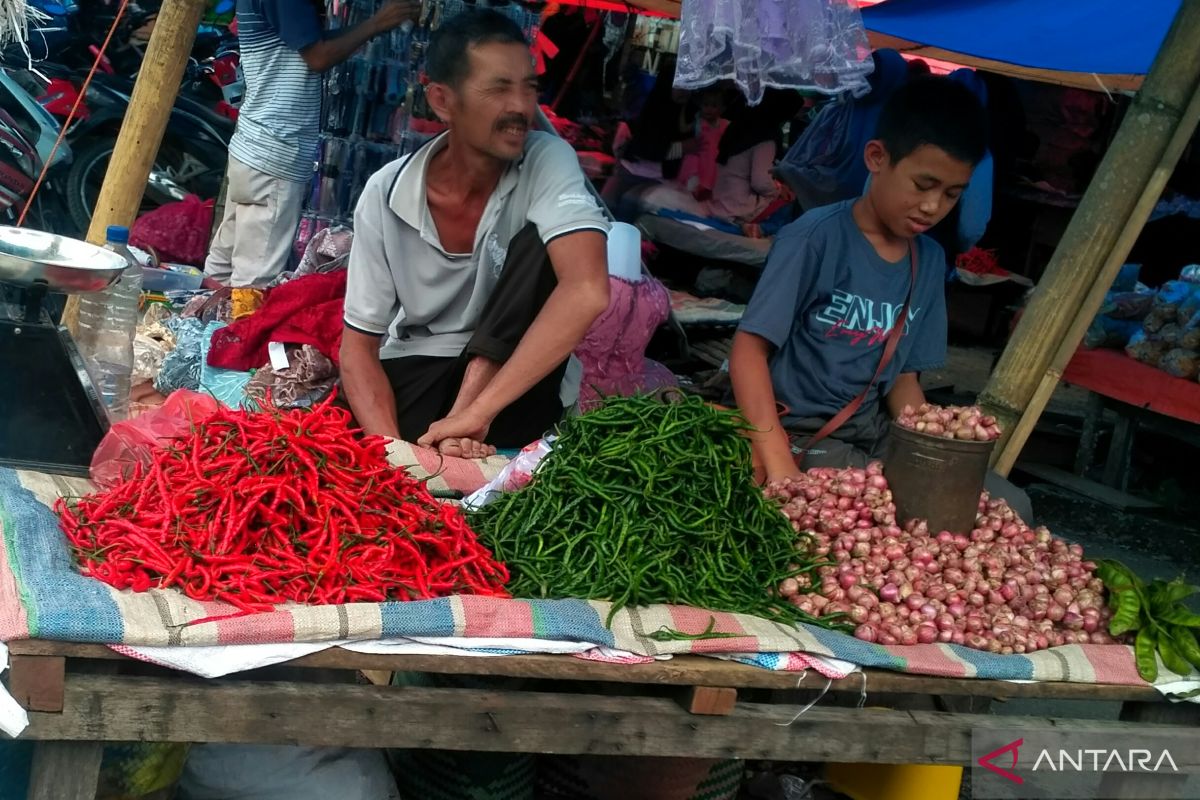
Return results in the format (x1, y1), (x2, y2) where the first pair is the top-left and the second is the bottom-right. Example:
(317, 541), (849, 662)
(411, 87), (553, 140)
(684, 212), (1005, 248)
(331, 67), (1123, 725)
(0, 227), (129, 476)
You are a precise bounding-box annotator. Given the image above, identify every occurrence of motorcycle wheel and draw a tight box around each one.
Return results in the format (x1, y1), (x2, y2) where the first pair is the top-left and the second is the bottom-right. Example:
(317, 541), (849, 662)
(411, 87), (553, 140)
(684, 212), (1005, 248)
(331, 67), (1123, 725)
(65, 137), (219, 236)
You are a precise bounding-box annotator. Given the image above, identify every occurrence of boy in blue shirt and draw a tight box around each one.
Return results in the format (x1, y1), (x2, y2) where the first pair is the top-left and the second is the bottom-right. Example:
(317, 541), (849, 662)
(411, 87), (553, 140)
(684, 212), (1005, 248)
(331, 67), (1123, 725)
(731, 78), (986, 482)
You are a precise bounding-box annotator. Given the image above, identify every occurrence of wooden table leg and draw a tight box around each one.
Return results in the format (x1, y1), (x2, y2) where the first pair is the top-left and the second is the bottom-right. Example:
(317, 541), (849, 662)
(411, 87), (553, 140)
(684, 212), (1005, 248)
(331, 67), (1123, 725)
(1102, 412), (1136, 490)
(1074, 391), (1104, 476)
(27, 741), (104, 800)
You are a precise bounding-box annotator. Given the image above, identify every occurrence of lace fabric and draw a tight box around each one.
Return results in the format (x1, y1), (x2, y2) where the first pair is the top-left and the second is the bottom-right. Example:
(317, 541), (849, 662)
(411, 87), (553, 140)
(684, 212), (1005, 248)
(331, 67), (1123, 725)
(675, 0), (874, 104)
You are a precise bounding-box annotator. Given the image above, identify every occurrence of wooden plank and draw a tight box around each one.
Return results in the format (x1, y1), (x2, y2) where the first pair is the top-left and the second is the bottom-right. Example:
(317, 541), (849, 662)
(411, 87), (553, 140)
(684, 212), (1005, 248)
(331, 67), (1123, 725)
(27, 741), (104, 800)
(1016, 463), (1159, 509)
(359, 669), (392, 686)
(7, 655), (65, 712)
(5, 640), (1164, 702)
(1098, 701), (1200, 797)
(680, 686), (737, 716)
(22, 674), (1200, 765)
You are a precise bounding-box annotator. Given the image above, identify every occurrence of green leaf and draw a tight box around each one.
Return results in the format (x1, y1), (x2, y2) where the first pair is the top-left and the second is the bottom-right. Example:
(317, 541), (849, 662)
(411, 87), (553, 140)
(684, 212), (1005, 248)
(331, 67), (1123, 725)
(1157, 635), (1193, 678)
(1097, 559), (1135, 591)
(1162, 579), (1199, 606)
(1169, 626), (1200, 670)
(1160, 606), (1200, 628)
(1109, 590), (1142, 637)
(1135, 628), (1159, 682)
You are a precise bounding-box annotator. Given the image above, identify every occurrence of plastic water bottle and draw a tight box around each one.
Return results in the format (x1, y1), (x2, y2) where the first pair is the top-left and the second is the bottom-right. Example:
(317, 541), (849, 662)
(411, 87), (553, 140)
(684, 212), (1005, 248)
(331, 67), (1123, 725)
(75, 226), (142, 421)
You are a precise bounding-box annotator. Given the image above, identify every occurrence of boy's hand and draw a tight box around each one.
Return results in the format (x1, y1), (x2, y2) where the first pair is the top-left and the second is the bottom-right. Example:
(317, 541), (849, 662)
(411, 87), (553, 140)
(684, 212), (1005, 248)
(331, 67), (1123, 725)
(761, 452), (802, 485)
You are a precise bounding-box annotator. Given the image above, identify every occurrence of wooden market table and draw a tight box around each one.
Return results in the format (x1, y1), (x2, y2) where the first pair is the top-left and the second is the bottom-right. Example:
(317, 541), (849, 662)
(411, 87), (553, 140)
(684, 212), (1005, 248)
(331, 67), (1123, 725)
(7, 639), (1200, 800)
(1064, 348), (1200, 490)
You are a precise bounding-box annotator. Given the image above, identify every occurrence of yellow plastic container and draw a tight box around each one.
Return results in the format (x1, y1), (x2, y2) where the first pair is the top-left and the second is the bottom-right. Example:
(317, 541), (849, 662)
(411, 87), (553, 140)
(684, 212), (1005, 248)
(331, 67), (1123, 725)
(825, 762), (962, 800)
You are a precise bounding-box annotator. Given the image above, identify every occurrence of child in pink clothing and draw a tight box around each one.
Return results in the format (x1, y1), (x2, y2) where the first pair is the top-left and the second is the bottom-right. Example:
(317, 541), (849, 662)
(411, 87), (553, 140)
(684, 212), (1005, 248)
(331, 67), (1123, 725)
(675, 89), (728, 200)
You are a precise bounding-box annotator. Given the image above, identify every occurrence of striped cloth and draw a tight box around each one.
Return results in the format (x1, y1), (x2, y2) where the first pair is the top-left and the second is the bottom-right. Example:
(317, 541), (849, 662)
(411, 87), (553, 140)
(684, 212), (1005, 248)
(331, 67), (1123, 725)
(0, 467), (1192, 693)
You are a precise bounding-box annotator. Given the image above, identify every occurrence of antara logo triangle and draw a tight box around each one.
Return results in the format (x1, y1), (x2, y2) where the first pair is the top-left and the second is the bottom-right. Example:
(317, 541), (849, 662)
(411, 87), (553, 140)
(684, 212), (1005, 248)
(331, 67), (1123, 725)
(978, 738), (1024, 784)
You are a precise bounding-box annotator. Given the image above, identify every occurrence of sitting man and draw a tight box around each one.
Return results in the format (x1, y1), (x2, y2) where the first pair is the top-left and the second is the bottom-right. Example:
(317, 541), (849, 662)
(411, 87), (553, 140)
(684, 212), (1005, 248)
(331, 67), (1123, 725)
(341, 10), (610, 458)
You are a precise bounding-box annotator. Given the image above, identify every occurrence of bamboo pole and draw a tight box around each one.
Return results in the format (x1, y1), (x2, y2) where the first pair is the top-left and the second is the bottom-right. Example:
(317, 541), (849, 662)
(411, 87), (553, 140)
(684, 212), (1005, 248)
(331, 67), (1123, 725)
(992, 78), (1200, 476)
(978, 0), (1200, 473)
(62, 0), (206, 335)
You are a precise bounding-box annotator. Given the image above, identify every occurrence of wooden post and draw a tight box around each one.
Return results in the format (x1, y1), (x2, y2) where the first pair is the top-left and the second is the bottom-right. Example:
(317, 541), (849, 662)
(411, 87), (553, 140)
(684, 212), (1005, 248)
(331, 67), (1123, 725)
(991, 74), (1200, 476)
(61, 0), (207, 334)
(978, 0), (1200, 473)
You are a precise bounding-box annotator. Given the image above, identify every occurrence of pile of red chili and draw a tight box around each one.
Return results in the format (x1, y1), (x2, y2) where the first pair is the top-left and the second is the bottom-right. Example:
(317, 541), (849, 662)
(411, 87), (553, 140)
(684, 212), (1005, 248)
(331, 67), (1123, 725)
(55, 398), (509, 611)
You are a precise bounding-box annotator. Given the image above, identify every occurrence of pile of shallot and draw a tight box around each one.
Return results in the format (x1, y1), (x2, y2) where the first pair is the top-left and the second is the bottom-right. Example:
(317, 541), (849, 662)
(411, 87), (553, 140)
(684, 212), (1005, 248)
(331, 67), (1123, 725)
(766, 463), (1113, 654)
(896, 403), (1002, 442)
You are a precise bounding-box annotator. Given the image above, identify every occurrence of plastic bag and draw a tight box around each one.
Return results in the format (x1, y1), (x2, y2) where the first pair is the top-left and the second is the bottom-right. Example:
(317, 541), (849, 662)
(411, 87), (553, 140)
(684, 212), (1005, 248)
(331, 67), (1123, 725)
(154, 317), (207, 394)
(1154, 279), (1193, 310)
(1111, 263), (1142, 292)
(1178, 286), (1200, 325)
(1125, 329), (1170, 367)
(1160, 348), (1200, 380)
(1099, 288), (1154, 320)
(90, 389), (220, 488)
(463, 437), (555, 510)
(1083, 315), (1141, 349)
(1158, 323), (1182, 347)
(1182, 310), (1200, 351)
(130, 195), (215, 267)
(1143, 306), (1173, 333)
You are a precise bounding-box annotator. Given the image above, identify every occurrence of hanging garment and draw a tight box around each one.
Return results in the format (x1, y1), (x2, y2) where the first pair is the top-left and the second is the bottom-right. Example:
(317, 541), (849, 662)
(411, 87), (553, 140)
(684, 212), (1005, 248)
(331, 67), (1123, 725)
(675, 0), (873, 105)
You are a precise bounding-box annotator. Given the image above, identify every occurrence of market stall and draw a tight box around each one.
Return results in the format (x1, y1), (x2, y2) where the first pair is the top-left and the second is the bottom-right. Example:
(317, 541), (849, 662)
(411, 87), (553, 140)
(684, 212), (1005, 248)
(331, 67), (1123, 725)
(4, 388), (1200, 797)
(1065, 347), (1200, 489)
(10, 640), (1199, 800)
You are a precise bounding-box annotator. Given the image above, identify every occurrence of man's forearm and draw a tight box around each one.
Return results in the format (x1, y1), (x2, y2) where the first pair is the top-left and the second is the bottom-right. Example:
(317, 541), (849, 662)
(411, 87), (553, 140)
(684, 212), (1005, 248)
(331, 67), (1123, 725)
(303, 19), (385, 72)
(342, 349), (401, 438)
(729, 333), (796, 479)
(468, 283), (607, 421)
(447, 357), (500, 417)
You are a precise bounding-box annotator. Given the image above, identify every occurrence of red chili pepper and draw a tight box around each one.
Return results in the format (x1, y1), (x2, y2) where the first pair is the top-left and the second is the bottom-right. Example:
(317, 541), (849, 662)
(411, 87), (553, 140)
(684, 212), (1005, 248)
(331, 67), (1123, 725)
(56, 391), (509, 611)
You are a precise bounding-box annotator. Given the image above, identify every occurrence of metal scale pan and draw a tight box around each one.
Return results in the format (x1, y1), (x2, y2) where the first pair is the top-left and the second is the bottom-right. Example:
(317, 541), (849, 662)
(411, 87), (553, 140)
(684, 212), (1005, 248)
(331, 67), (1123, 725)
(0, 227), (130, 476)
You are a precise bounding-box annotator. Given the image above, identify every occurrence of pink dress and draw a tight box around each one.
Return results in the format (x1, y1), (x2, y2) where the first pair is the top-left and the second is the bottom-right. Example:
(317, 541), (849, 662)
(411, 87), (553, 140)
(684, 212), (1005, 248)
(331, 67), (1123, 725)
(575, 276), (677, 411)
(676, 118), (730, 192)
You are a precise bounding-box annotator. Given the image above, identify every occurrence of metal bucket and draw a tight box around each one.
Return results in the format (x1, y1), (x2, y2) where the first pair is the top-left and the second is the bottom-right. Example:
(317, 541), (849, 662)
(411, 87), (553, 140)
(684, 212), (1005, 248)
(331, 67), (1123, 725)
(883, 421), (995, 534)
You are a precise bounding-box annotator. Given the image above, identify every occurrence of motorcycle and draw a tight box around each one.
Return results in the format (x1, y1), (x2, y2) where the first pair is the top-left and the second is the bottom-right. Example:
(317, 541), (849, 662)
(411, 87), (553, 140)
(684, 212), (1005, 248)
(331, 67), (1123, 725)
(0, 69), (73, 234)
(40, 69), (235, 235)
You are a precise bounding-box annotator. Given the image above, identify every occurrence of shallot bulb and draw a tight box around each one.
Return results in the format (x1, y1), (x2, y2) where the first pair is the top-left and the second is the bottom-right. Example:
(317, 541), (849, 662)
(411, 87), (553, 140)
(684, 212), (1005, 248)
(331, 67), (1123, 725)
(764, 470), (1103, 656)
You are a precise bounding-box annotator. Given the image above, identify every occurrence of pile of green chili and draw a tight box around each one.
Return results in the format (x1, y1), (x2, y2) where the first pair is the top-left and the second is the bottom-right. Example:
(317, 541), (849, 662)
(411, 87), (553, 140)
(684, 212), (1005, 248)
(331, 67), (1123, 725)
(469, 394), (840, 628)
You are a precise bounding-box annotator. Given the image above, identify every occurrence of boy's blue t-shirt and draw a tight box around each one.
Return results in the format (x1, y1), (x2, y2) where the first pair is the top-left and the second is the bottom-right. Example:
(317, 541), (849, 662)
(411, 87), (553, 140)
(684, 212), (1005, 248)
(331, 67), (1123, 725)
(738, 199), (948, 434)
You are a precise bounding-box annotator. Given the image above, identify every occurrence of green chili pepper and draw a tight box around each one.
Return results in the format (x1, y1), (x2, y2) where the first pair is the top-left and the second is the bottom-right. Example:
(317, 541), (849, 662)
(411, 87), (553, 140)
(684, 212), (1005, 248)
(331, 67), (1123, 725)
(469, 394), (832, 629)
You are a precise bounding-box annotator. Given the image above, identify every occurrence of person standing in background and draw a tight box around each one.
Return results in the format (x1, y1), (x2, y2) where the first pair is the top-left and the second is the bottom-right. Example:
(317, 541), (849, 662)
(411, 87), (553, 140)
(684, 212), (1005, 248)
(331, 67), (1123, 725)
(205, 0), (419, 309)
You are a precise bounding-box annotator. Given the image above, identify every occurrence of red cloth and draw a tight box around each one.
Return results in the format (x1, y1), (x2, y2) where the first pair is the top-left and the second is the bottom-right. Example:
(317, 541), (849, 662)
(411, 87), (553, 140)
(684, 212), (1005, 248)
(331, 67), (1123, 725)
(207, 271), (348, 371)
(1064, 347), (1200, 424)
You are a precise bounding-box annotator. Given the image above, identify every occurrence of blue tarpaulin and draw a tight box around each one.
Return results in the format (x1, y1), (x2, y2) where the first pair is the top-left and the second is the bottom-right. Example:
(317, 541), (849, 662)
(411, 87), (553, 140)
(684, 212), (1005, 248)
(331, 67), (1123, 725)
(862, 0), (1180, 89)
